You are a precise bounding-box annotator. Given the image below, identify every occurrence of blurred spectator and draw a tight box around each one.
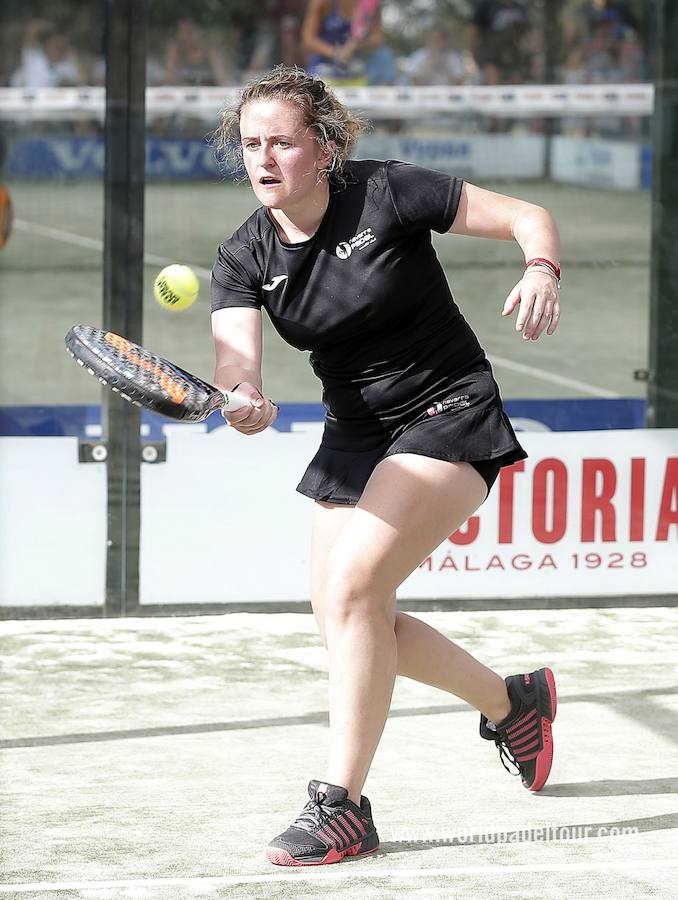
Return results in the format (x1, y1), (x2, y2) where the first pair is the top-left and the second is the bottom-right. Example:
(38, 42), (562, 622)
(163, 17), (231, 86)
(562, 43), (588, 86)
(404, 28), (472, 86)
(240, 1), (305, 77)
(617, 32), (643, 82)
(10, 19), (87, 88)
(563, 10), (644, 137)
(91, 55), (165, 87)
(278, 3), (307, 67)
(278, 15), (303, 68)
(240, 2), (278, 76)
(583, 20), (624, 82)
(467, 0), (534, 85)
(301, 0), (397, 85)
(565, 0), (643, 83)
(569, 0), (639, 44)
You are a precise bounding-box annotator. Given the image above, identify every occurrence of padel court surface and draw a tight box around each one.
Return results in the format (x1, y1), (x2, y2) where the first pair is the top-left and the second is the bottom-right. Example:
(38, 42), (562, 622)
(2, 607), (677, 898)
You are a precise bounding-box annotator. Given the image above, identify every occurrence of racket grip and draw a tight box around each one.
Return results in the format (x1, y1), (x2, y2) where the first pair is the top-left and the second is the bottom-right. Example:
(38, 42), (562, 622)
(220, 390), (251, 412)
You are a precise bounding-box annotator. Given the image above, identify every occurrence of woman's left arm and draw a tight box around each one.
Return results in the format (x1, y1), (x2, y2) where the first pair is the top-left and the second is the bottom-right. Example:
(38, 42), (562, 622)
(449, 182), (561, 341)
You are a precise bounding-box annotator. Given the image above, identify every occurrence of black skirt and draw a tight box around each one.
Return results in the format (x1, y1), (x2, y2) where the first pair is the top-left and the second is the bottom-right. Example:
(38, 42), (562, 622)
(296, 359), (527, 505)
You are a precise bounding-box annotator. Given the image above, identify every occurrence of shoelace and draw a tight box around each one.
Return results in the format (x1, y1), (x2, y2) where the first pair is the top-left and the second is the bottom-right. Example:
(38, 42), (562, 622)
(293, 797), (333, 833)
(494, 737), (523, 777)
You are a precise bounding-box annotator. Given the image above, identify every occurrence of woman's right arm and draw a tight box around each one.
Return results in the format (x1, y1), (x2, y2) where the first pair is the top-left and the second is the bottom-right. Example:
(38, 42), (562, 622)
(212, 306), (277, 434)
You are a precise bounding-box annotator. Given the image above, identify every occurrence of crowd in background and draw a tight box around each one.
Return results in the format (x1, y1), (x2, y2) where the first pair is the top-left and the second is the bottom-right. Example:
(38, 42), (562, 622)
(2, 0), (652, 91)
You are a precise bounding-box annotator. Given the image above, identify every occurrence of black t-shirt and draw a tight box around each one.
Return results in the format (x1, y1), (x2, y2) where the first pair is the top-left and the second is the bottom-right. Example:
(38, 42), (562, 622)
(211, 159), (484, 433)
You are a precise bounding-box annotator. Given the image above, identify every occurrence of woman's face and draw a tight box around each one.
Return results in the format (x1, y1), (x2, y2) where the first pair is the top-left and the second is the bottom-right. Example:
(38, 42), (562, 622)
(239, 100), (331, 212)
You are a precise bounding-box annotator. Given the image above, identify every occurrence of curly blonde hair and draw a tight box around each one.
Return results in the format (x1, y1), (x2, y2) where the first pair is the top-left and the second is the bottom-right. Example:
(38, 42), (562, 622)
(212, 65), (367, 180)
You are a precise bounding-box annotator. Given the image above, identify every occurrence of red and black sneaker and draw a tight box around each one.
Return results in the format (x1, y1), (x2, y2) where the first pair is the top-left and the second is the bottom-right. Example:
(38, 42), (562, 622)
(266, 780), (379, 866)
(480, 667), (557, 792)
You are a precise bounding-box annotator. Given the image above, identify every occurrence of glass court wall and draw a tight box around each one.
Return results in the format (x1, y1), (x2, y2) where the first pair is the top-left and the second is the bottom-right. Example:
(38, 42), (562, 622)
(0, 1), (107, 611)
(1, 0), (672, 615)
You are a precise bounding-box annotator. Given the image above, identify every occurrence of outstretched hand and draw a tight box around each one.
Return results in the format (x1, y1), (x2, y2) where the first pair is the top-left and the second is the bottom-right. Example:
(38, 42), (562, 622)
(502, 270), (560, 341)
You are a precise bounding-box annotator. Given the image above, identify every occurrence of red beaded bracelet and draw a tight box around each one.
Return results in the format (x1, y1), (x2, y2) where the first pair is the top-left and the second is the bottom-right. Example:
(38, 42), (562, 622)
(525, 257), (561, 280)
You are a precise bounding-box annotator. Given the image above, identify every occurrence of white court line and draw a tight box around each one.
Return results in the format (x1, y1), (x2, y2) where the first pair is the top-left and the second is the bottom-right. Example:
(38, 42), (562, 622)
(17, 217), (618, 398)
(14, 219), (213, 279)
(491, 354), (621, 399)
(1, 859), (677, 893)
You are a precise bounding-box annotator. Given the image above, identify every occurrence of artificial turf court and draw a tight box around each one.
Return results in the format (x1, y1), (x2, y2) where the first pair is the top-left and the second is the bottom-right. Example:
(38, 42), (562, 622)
(1, 607), (677, 898)
(0, 178), (650, 407)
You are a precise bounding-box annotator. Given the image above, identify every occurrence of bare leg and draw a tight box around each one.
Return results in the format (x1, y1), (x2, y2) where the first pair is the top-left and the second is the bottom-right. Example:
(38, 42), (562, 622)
(311, 503), (511, 738)
(394, 611), (511, 724)
(313, 456), (504, 804)
(324, 583), (397, 807)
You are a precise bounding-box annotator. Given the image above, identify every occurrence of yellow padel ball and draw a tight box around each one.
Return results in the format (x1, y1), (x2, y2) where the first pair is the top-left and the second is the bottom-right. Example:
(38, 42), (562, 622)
(153, 264), (199, 311)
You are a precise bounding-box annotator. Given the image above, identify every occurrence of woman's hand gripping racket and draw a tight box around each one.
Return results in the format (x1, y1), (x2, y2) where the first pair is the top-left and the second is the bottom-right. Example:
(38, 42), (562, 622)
(64, 324), (251, 422)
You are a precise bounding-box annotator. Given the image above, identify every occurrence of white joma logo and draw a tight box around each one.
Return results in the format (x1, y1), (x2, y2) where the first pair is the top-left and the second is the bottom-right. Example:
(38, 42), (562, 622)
(262, 274), (288, 291)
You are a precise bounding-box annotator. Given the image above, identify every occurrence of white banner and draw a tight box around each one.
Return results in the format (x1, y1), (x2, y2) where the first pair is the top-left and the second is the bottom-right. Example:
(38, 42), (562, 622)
(1, 429), (674, 606)
(138, 427), (678, 603)
(0, 438), (106, 607)
(0, 84), (654, 122)
(356, 134), (545, 180)
(551, 136), (641, 190)
(409, 430), (678, 598)
(355, 134), (643, 191)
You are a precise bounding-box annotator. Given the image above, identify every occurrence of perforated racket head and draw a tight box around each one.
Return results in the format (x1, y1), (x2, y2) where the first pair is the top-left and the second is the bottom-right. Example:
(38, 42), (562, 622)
(65, 324), (223, 422)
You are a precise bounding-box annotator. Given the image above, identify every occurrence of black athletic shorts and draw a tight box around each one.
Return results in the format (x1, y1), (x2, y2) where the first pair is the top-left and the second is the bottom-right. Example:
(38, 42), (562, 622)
(296, 360), (527, 505)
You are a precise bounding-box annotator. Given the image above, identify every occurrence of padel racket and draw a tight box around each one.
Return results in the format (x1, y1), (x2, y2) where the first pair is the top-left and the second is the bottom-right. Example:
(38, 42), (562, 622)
(65, 324), (250, 422)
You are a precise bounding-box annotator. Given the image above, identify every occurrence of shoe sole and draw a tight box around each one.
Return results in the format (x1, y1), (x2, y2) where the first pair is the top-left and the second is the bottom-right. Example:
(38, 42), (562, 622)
(266, 837), (379, 867)
(529, 666), (557, 792)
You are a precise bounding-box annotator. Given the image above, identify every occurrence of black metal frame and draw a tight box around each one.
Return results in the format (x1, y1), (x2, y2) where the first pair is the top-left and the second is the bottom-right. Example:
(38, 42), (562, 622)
(647, 0), (678, 427)
(102, 0), (147, 615)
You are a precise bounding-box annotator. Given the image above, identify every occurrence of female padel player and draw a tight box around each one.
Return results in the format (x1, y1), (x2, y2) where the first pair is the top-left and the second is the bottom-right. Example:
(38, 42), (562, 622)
(210, 65), (560, 867)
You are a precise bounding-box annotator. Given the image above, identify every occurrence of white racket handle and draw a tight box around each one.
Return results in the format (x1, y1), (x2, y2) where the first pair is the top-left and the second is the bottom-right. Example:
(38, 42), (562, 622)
(220, 390), (251, 413)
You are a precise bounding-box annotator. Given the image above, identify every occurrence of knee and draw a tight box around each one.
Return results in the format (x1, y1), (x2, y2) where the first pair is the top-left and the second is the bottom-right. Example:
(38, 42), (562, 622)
(322, 553), (394, 632)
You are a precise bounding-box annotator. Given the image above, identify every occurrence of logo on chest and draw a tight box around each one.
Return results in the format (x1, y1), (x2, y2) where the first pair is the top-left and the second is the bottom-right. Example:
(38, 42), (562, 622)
(262, 274), (288, 291)
(335, 227), (376, 259)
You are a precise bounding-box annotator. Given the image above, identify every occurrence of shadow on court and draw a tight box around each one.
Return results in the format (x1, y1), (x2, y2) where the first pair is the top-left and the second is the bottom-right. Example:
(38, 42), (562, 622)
(1, 607), (677, 899)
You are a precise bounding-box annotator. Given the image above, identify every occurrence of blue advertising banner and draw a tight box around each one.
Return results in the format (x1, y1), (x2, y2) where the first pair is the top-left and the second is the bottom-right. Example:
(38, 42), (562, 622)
(0, 399), (646, 441)
(8, 137), (243, 179)
(8, 136), (651, 188)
